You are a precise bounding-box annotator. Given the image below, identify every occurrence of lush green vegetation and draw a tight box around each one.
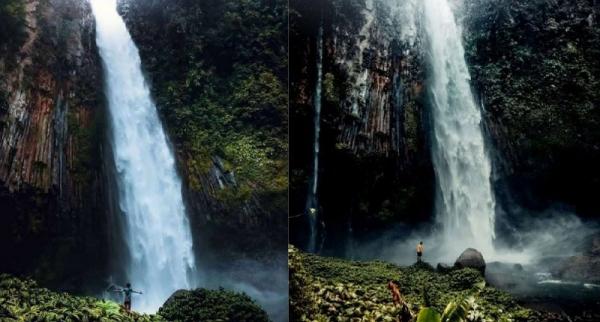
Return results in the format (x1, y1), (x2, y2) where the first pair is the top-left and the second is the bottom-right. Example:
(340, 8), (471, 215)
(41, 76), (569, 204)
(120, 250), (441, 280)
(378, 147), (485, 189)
(289, 245), (551, 322)
(158, 288), (269, 322)
(0, 274), (160, 321)
(0, 274), (270, 322)
(124, 0), (288, 209)
(463, 0), (600, 216)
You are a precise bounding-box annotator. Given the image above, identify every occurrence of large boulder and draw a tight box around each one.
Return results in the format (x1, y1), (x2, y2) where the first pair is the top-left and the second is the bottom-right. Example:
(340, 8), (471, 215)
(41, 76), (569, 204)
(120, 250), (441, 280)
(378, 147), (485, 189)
(454, 248), (486, 274)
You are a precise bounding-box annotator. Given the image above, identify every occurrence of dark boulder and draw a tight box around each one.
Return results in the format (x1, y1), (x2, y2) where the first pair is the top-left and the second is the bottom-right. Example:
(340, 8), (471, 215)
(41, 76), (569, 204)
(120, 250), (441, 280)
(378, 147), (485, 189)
(412, 261), (434, 271)
(436, 263), (453, 273)
(454, 248), (486, 274)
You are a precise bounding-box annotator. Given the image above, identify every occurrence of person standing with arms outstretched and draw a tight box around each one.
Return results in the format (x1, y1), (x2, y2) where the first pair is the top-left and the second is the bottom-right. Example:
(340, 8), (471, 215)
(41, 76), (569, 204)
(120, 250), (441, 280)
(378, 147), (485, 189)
(113, 282), (142, 312)
(416, 241), (424, 262)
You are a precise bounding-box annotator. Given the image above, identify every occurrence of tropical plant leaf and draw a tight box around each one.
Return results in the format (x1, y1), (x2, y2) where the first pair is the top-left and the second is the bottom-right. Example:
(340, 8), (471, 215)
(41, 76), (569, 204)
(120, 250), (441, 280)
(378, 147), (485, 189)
(441, 300), (469, 322)
(417, 307), (442, 322)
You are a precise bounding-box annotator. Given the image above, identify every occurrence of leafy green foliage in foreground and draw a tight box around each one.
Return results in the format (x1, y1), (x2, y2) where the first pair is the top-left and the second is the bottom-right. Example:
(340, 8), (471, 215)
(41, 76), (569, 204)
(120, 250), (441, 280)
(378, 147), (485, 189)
(0, 274), (269, 322)
(289, 245), (547, 322)
(0, 274), (160, 321)
(158, 288), (269, 322)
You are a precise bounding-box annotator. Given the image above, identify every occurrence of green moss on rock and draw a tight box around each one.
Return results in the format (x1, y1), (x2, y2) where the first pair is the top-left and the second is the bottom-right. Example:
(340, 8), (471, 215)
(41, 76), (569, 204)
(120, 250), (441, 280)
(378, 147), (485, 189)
(157, 288), (269, 322)
(463, 0), (600, 215)
(122, 0), (288, 206)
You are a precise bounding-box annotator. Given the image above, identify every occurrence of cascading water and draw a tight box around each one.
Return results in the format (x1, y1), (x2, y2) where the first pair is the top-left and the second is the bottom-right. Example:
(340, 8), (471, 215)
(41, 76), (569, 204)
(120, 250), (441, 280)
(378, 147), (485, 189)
(91, 0), (196, 312)
(422, 0), (496, 258)
(306, 18), (324, 253)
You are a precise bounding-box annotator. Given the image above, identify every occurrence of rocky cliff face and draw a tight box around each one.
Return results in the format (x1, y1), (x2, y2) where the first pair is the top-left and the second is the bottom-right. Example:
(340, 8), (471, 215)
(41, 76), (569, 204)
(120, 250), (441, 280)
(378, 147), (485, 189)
(0, 0), (287, 287)
(291, 0), (434, 250)
(0, 0), (108, 289)
(291, 0), (600, 250)
(118, 0), (288, 260)
(462, 0), (600, 218)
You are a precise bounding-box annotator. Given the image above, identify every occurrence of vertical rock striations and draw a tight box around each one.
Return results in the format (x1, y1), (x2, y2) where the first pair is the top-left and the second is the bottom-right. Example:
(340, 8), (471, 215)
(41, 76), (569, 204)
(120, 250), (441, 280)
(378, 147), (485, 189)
(0, 0), (107, 289)
(291, 0), (434, 250)
(291, 0), (600, 254)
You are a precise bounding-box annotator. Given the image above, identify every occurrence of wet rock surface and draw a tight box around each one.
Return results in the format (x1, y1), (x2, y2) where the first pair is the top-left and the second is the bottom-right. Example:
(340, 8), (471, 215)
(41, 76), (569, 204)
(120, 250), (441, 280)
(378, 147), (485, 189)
(290, 0), (434, 250)
(0, 0), (108, 288)
(455, 248), (486, 274)
(118, 0), (289, 262)
(462, 0), (600, 218)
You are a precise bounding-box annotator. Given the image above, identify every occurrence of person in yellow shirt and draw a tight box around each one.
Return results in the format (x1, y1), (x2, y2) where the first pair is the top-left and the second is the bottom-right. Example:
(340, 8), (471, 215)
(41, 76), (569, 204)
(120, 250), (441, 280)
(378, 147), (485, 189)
(416, 241), (424, 262)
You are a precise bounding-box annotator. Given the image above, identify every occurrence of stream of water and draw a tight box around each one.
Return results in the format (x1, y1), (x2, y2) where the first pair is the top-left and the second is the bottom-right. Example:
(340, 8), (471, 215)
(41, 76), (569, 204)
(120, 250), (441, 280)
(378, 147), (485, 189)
(306, 18), (324, 253)
(91, 0), (196, 312)
(422, 0), (496, 260)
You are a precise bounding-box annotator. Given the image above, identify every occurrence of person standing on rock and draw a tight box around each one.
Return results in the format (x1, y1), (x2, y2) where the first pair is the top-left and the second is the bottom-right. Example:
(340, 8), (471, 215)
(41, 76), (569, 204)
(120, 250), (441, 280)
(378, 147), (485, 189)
(416, 241), (424, 262)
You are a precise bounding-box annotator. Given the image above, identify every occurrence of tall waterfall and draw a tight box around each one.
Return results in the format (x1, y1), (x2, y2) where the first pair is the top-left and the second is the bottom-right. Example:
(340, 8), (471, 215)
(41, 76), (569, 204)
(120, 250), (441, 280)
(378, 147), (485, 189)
(306, 19), (324, 253)
(91, 0), (196, 312)
(422, 0), (496, 257)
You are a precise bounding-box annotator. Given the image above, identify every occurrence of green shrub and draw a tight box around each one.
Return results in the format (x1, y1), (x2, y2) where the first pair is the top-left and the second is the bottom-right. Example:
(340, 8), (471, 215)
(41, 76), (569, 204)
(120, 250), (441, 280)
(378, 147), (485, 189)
(289, 245), (317, 321)
(288, 247), (547, 321)
(0, 274), (160, 322)
(157, 288), (269, 322)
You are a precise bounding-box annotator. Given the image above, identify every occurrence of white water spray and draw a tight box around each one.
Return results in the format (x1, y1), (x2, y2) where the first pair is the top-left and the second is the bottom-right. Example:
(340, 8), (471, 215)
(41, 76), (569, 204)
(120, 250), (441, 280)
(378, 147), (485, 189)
(91, 0), (196, 312)
(422, 0), (496, 259)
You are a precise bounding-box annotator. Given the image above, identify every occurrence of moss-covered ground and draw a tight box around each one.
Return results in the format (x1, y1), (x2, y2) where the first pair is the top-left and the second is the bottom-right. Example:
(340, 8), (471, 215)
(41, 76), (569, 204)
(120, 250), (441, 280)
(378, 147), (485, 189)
(0, 274), (159, 322)
(289, 245), (557, 322)
(0, 273), (270, 322)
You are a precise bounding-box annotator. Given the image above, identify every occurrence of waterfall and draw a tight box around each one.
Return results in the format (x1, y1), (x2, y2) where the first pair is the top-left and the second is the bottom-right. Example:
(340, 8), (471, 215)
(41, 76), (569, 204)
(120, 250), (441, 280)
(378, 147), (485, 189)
(306, 18), (324, 253)
(91, 0), (196, 312)
(422, 0), (496, 258)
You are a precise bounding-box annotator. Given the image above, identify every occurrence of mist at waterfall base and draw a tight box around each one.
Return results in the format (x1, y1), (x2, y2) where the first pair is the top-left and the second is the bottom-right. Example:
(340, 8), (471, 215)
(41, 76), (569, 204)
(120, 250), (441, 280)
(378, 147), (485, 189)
(101, 256), (289, 321)
(346, 207), (597, 265)
(198, 258), (289, 322)
(341, 207), (600, 316)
